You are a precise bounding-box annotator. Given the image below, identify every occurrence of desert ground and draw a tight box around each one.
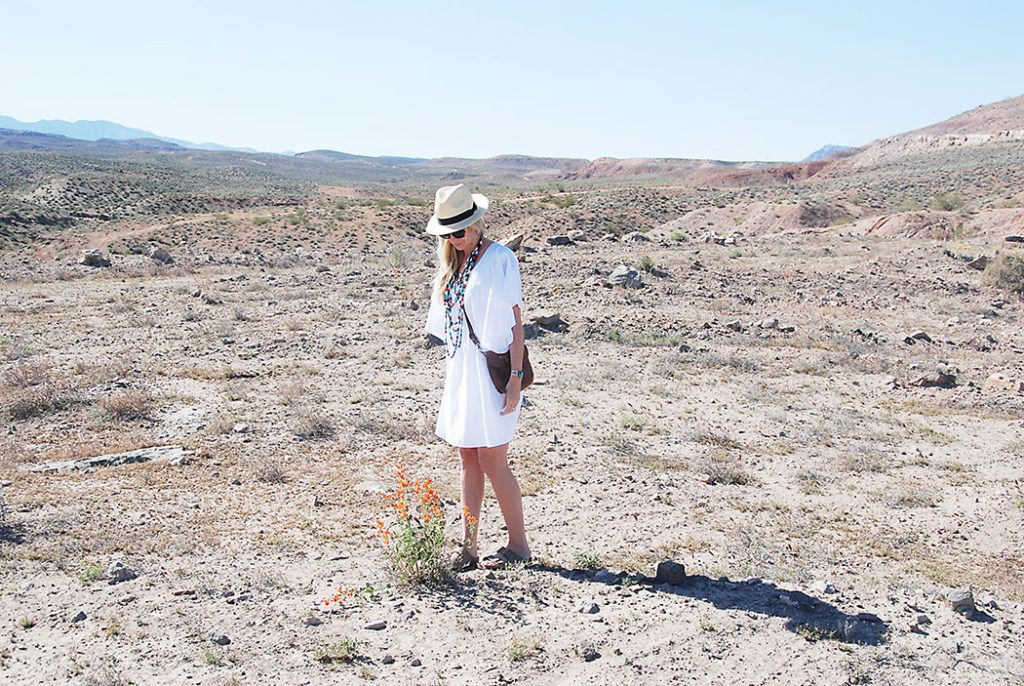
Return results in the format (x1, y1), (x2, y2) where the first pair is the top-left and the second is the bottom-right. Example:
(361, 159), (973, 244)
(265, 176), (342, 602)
(1, 197), (1022, 685)
(2, 96), (1024, 685)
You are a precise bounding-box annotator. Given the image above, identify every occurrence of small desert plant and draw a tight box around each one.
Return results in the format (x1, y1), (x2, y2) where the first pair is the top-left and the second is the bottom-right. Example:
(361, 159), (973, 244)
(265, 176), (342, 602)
(703, 452), (756, 485)
(316, 638), (361, 664)
(98, 388), (154, 421)
(507, 637), (543, 662)
(983, 252), (1024, 296)
(248, 455), (287, 484)
(77, 564), (104, 586)
(931, 191), (964, 211)
(291, 407), (335, 440)
(374, 465), (448, 588)
(573, 551), (603, 569)
(638, 255), (655, 272)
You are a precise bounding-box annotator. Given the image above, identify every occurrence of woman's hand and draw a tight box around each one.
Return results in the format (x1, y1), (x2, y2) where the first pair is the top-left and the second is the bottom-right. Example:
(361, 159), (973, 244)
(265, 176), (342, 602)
(500, 377), (521, 415)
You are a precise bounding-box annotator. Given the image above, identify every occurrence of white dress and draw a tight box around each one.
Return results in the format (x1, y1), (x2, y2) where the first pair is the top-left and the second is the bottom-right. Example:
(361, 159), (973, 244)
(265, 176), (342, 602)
(423, 242), (524, 448)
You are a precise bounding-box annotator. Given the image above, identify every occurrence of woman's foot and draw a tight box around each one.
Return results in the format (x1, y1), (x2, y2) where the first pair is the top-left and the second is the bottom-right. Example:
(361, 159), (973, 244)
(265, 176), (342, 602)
(479, 546), (532, 570)
(449, 548), (479, 573)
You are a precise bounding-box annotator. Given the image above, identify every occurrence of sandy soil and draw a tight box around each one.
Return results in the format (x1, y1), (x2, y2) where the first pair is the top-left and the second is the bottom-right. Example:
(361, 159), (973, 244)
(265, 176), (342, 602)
(1, 225), (1022, 685)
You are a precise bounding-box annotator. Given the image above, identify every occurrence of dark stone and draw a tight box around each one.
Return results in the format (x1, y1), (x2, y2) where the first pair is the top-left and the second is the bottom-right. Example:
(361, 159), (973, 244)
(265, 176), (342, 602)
(655, 560), (687, 585)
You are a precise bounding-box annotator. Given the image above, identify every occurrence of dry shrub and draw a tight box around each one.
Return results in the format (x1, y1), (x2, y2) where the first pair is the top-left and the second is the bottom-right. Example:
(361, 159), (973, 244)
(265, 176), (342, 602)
(703, 451), (756, 485)
(4, 362), (49, 388)
(3, 381), (77, 420)
(983, 251), (1024, 296)
(248, 454), (287, 483)
(98, 388), (155, 421)
(291, 406), (335, 440)
(206, 413), (237, 435)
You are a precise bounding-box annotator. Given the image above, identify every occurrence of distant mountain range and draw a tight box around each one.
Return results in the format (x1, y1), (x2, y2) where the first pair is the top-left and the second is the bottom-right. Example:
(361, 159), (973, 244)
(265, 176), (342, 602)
(0, 115), (258, 153)
(802, 145), (859, 162)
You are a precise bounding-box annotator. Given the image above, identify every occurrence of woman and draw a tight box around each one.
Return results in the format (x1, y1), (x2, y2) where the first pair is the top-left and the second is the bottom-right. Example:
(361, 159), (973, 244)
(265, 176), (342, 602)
(423, 184), (532, 572)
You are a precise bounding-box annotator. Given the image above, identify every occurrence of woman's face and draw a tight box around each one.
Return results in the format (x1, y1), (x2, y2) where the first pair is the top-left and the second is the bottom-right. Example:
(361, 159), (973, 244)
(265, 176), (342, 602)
(447, 225), (479, 253)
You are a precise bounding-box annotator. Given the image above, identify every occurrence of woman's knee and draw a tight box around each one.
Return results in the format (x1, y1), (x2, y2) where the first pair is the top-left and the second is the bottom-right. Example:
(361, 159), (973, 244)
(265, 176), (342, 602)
(476, 445), (510, 476)
(459, 447), (481, 470)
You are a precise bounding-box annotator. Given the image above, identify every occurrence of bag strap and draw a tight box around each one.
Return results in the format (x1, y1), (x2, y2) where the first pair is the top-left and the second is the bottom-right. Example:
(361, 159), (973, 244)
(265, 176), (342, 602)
(461, 303), (484, 351)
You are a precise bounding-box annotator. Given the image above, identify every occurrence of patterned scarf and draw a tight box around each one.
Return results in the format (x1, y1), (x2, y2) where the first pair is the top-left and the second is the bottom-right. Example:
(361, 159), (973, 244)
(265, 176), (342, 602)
(441, 238), (483, 357)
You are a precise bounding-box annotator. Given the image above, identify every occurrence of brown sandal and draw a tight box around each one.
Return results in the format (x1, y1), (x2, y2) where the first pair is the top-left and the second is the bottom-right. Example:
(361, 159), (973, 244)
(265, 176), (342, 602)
(449, 549), (479, 573)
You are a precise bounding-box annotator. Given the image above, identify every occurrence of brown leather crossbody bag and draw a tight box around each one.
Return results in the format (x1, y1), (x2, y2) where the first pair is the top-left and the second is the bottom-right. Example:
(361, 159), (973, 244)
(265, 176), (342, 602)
(463, 305), (534, 394)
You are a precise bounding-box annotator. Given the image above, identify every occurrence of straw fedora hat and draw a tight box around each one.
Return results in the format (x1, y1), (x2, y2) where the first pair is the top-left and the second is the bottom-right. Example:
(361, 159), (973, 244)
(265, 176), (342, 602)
(425, 184), (489, 235)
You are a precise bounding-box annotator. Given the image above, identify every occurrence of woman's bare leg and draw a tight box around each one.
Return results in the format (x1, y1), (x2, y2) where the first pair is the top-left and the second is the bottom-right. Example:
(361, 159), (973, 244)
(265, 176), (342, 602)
(477, 443), (531, 559)
(459, 447), (484, 557)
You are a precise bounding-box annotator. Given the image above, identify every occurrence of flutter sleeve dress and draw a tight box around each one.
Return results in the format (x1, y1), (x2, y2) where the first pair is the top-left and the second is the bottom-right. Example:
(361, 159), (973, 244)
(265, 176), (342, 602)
(424, 242), (524, 448)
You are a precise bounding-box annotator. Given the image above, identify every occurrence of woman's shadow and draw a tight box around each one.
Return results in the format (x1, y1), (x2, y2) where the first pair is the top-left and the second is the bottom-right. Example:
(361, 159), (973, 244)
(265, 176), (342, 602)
(442, 562), (890, 645)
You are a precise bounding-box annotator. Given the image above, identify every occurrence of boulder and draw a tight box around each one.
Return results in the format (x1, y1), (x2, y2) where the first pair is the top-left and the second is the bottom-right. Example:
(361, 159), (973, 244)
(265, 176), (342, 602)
(966, 255), (989, 271)
(942, 588), (976, 619)
(655, 560), (687, 585)
(531, 311), (568, 331)
(621, 231), (651, 243)
(608, 265), (644, 289)
(80, 249), (111, 268)
(909, 371), (956, 388)
(546, 235), (574, 246)
(500, 233), (524, 252)
(984, 372), (1024, 392)
(147, 245), (175, 265)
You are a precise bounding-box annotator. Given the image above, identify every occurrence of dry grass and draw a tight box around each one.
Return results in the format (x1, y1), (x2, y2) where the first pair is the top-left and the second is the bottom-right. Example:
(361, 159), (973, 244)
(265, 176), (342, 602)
(97, 388), (155, 421)
(703, 451), (757, 486)
(291, 407), (336, 440)
(983, 251), (1024, 295)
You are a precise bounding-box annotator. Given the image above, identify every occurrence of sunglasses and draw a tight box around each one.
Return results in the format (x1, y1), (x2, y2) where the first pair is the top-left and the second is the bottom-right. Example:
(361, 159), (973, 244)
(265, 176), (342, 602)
(440, 228), (467, 240)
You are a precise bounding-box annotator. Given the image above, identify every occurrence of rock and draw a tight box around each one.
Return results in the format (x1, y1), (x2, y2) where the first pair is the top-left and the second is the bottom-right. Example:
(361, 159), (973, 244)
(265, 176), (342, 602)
(523, 323), (542, 340)
(655, 560), (687, 585)
(963, 334), (996, 352)
(303, 615), (322, 626)
(500, 233), (524, 251)
(25, 445), (192, 474)
(942, 588), (976, 618)
(621, 231), (651, 243)
(546, 235), (574, 246)
(147, 245), (175, 265)
(853, 327), (881, 342)
(576, 644), (601, 662)
(210, 633), (231, 646)
(1005, 235), (1024, 243)
(812, 581), (837, 594)
(593, 569), (618, 583)
(608, 265), (644, 289)
(966, 255), (989, 271)
(531, 311), (567, 330)
(232, 423), (250, 434)
(602, 232), (617, 241)
(410, 658), (422, 667)
(80, 249), (111, 268)
(909, 371), (956, 389)
(71, 611), (87, 623)
(364, 620), (387, 630)
(757, 317), (779, 329)
(912, 613), (932, 629)
(904, 331), (933, 344)
(315, 264), (331, 273)
(579, 601), (600, 614)
(725, 320), (744, 332)
(106, 561), (137, 584)
(382, 653), (395, 665)
(569, 230), (588, 242)
(984, 372), (1024, 392)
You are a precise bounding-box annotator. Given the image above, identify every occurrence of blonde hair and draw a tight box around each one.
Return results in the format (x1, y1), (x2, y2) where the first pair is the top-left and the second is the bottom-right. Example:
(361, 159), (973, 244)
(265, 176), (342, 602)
(433, 218), (486, 297)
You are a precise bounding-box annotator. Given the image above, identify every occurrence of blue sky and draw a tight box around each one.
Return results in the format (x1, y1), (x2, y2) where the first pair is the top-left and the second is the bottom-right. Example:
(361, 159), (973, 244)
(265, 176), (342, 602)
(2, 1), (1022, 160)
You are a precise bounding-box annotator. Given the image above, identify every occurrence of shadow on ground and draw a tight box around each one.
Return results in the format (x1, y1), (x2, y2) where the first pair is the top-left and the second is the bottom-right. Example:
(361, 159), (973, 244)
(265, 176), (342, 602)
(439, 562), (890, 645)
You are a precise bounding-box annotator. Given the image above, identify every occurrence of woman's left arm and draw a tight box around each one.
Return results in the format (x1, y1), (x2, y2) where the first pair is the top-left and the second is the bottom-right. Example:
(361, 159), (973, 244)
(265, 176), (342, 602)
(500, 304), (524, 415)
